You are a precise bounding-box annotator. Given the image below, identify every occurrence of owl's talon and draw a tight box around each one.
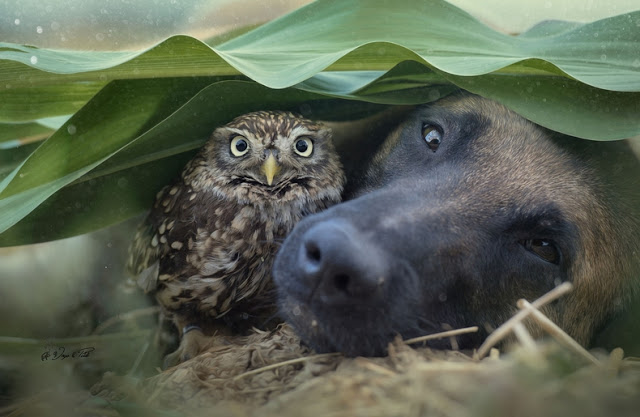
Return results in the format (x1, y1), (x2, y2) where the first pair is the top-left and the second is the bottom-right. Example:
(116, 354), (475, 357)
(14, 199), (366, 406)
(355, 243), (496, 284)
(182, 324), (202, 335)
(162, 326), (213, 369)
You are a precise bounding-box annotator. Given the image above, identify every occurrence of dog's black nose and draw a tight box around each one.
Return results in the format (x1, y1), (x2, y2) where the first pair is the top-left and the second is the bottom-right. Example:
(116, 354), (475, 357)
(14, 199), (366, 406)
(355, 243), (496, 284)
(298, 220), (386, 304)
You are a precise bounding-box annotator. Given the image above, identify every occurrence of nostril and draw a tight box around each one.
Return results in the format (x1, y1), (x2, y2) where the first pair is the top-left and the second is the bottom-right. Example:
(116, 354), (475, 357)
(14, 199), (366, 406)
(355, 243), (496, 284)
(333, 273), (350, 293)
(305, 241), (322, 264)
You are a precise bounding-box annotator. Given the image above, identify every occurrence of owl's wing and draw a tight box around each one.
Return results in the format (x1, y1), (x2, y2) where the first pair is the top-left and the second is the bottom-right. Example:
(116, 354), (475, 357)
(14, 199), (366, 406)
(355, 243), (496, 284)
(126, 220), (163, 292)
(126, 181), (189, 293)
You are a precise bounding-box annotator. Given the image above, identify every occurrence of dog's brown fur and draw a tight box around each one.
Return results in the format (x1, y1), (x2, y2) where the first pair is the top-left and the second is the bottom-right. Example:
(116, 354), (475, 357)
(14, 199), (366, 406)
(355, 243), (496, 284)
(274, 93), (640, 356)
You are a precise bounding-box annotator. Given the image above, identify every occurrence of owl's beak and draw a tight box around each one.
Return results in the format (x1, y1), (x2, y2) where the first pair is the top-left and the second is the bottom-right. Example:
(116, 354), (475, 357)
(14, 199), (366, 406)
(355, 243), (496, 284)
(261, 153), (281, 186)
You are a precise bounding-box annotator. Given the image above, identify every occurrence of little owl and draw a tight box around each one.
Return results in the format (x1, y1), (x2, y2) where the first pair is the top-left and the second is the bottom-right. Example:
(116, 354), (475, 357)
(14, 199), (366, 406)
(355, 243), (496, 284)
(126, 111), (345, 366)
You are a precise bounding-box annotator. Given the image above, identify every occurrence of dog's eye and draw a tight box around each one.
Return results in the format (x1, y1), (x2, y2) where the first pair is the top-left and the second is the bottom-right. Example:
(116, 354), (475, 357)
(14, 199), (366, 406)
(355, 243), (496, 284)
(521, 239), (561, 264)
(422, 124), (442, 152)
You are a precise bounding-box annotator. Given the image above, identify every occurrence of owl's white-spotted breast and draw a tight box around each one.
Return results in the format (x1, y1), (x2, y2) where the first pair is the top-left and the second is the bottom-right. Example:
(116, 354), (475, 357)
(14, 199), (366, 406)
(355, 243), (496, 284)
(126, 111), (345, 365)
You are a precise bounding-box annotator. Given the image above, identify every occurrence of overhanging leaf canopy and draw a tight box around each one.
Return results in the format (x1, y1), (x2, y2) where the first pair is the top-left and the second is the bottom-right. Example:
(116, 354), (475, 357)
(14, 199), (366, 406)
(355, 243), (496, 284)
(0, 0), (638, 246)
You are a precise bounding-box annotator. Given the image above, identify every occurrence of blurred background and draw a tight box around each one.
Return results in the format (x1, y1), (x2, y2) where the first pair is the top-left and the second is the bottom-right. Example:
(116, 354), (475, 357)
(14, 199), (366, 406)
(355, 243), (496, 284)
(1, 0), (639, 408)
(1, 0), (640, 50)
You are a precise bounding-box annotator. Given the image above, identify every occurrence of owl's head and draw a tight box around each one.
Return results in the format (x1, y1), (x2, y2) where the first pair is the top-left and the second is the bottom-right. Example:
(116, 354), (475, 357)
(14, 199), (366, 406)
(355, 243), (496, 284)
(202, 111), (344, 200)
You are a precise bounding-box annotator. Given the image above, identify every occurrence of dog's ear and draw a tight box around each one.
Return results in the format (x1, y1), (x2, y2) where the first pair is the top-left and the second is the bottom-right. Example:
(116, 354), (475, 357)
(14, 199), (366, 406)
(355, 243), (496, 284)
(323, 106), (413, 195)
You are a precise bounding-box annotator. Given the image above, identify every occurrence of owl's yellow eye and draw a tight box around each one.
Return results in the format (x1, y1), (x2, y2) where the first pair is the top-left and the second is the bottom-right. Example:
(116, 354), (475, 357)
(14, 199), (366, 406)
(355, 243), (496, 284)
(294, 137), (313, 157)
(230, 136), (249, 157)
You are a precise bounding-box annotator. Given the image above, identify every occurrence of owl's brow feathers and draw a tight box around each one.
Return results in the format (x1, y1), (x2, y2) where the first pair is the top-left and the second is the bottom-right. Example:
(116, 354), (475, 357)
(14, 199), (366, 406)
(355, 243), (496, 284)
(226, 111), (323, 140)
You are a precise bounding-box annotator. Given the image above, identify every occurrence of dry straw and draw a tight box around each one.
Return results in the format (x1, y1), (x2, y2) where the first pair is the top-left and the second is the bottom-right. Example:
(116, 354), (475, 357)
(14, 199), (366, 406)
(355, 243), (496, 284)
(4, 282), (639, 417)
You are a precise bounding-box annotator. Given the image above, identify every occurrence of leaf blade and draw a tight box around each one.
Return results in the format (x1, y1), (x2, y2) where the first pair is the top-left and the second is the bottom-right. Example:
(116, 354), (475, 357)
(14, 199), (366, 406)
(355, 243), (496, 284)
(0, 0), (638, 93)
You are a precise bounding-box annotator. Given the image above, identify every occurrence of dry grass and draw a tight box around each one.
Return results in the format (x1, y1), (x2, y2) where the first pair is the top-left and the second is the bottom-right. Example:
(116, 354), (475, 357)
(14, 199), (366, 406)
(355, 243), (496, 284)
(3, 284), (640, 417)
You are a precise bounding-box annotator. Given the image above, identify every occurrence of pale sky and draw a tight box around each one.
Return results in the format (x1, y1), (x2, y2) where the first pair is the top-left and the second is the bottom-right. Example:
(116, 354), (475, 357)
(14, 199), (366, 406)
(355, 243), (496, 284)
(447, 0), (640, 33)
(1, 0), (639, 49)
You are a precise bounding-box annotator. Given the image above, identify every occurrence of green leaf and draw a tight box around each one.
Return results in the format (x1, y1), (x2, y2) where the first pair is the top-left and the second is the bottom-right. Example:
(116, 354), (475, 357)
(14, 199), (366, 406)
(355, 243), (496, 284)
(0, 143), (39, 182)
(0, 1), (637, 132)
(0, 0), (639, 245)
(0, 122), (52, 148)
(217, 0), (640, 93)
(0, 36), (239, 89)
(0, 80), (391, 245)
(440, 69), (640, 141)
(0, 78), (216, 238)
(297, 63), (457, 104)
(0, 154), (194, 246)
(0, 82), (105, 122)
(300, 62), (640, 140)
(1, 0), (638, 92)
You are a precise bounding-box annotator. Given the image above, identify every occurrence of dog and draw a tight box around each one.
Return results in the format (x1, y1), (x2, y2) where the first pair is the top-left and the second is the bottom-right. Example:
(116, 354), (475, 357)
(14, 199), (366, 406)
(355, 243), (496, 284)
(273, 93), (640, 356)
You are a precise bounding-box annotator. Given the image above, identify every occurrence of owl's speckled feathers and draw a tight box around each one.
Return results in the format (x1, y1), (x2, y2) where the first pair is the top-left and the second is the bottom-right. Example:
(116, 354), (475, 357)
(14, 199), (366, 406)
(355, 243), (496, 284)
(126, 111), (344, 363)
